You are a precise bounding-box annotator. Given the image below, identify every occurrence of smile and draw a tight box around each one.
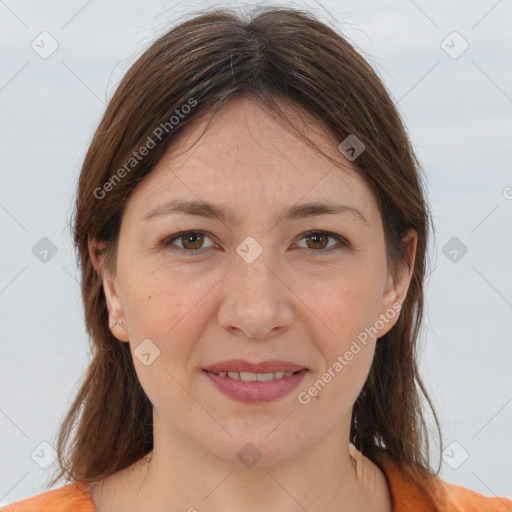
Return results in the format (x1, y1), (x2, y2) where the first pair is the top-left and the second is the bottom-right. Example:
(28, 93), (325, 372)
(203, 368), (308, 403)
(207, 370), (300, 381)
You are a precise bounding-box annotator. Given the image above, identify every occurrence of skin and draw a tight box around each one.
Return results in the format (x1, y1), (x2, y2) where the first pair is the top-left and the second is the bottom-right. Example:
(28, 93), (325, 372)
(88, 96), (417, 512)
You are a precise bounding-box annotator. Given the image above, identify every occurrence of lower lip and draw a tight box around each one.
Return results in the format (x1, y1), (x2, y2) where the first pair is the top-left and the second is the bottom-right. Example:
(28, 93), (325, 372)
(203, 369), (308, 403)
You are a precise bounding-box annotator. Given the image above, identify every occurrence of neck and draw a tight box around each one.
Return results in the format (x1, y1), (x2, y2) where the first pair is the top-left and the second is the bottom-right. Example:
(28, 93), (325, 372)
(131, 426), (389, 512)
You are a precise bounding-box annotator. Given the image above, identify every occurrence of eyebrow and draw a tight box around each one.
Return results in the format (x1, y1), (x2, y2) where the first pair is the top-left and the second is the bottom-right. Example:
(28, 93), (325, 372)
(142, 199), (369, 225)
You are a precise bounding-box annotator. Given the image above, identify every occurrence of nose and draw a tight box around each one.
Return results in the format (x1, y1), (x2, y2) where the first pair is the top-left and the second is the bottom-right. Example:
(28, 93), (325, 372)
(217, 244), (296, 340)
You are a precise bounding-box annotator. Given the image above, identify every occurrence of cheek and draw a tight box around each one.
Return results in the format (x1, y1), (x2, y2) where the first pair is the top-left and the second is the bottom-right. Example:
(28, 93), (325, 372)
(121, 271), (208, 397)
(310, 327), (377, 416)
(121, 265), (215, 350)
(304, 267), (383, 398)
(301, 338), (376, 423)
(309, 268), (384, 343)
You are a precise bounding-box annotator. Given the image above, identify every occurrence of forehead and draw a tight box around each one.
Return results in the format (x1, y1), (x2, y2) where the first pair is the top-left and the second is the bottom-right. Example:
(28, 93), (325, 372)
(123, 97), (378, 224)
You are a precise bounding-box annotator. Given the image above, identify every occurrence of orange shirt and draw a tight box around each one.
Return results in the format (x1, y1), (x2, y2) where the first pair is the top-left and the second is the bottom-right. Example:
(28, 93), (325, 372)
(2, 461), (511, 511)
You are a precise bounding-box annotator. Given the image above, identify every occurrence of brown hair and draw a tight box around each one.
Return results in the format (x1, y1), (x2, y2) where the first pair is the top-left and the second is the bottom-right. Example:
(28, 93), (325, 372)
(49, 4), (442, 506)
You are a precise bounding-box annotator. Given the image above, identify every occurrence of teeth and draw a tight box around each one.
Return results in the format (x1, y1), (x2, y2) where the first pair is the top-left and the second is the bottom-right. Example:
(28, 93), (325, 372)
(214, 370), (297, 381)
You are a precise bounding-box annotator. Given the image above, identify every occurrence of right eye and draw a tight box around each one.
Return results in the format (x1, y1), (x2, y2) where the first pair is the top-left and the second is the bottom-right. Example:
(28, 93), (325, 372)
(162, 230), (216, 254)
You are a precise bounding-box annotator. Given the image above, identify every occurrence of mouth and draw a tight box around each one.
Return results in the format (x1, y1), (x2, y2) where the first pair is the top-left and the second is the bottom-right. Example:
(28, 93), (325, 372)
(202, 360), (308, 403)
(203, 359), (307, 375)
(204, 369), (303, 382)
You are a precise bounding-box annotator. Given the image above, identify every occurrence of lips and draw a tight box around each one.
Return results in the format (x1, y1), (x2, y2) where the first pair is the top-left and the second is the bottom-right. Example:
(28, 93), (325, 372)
(204, 367), (308, 403)
(202, 359), (309, 403)
(203, 359), (307, 374)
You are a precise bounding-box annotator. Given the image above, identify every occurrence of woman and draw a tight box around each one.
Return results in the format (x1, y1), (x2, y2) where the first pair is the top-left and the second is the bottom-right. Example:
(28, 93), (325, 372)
(3, 5), (511, 512)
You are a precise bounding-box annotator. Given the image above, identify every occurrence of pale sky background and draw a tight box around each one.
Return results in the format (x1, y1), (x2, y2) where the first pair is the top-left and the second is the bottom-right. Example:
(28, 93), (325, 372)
(1, 0), (511, 506)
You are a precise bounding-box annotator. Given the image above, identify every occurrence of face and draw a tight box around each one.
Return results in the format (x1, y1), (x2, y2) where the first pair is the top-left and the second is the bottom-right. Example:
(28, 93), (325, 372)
(92, 97), (416, 467)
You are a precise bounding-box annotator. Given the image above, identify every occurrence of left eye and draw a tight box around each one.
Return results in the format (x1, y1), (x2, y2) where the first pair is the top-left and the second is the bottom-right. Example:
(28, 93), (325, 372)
(295, 231), (347, 252)
(162, 230), (347, 254)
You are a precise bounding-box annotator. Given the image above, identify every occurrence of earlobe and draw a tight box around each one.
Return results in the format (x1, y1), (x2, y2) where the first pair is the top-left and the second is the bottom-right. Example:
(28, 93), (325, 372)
(393, 228), (417, 304)
(377, 229), (418, 337)
(102, 274), (130, 342)
(88, 238), (130, 343)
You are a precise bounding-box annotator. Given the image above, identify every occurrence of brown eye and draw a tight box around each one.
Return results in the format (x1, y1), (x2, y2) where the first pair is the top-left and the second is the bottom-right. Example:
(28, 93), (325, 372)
(304, 232), (330, 250)
(180, 232), (205, 250)
(163, 231), (215, 253)
(296, 231), (348, 253)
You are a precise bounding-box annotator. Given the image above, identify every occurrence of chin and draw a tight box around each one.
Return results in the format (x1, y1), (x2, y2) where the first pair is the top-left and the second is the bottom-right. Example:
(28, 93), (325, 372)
(206, 426), (308, 468)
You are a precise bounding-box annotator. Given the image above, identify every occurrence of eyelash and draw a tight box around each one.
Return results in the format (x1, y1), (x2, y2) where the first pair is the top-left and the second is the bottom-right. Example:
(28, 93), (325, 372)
(160, 230), (348, 255)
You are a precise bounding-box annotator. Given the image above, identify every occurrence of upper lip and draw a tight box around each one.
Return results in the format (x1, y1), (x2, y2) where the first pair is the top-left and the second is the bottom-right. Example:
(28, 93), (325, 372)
(204, 359), (307, 374)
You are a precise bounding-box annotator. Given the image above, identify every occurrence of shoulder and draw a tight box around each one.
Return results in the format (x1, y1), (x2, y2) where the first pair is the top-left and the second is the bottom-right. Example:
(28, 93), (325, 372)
(376, 455), (512, 512)
(439, 480), (512, 512)
(1, 481), (96, 512)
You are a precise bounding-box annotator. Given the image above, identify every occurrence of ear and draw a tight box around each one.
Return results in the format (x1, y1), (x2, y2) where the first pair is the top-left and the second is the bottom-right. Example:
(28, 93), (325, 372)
(375, 228), (418, 338)
(88, 238), (130, 343)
